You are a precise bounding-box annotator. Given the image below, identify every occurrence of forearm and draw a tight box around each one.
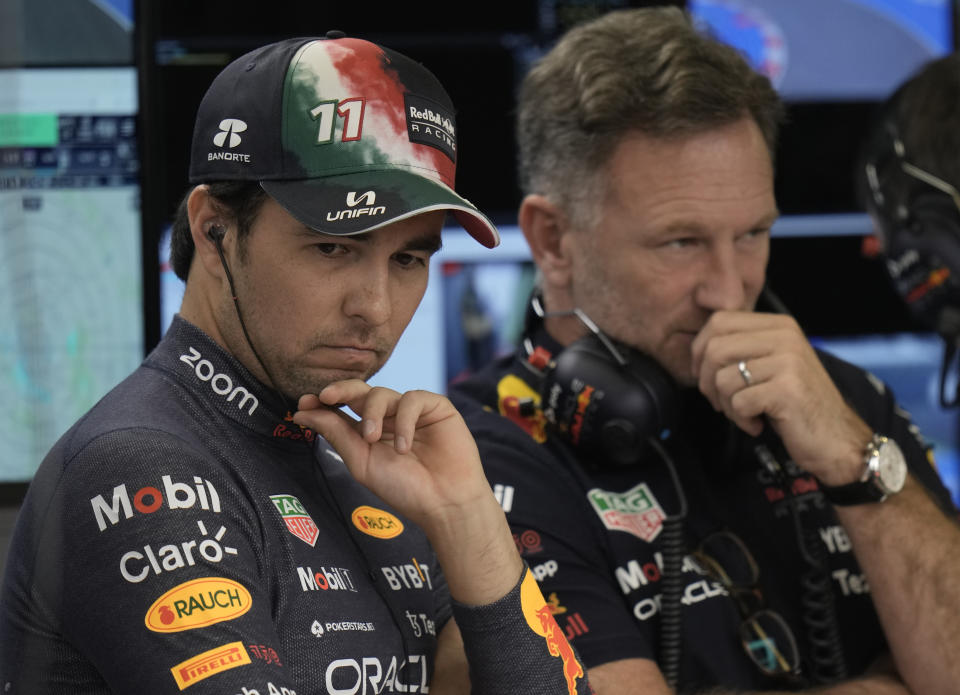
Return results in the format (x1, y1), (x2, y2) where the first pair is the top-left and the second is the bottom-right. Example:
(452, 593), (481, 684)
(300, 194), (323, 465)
(836, 475), (960, 695)
(453, 567), (592, 694)
(425, 490), (525, 605)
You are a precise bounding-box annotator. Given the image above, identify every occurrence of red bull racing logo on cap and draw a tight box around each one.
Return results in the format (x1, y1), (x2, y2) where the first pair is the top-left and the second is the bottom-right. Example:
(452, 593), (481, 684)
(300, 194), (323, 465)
(270, 494), (319, 546)
(405, 94), (456, 162)
(587, 483), (665, 542)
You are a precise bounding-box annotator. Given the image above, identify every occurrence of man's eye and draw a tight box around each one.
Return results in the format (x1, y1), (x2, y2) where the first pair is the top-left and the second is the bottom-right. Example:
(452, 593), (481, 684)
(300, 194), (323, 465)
(314, 243), (343, 256)
(741, 228), (771, 242)
(394, 253), (427, 268)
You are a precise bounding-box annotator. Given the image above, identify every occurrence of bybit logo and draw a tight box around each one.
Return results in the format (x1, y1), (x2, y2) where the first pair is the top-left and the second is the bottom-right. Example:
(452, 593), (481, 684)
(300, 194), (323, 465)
(213, 118), (247, 148)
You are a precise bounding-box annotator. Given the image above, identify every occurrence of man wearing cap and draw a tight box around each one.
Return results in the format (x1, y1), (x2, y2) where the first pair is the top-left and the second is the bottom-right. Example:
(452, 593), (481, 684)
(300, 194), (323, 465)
(0, 35), (590, 694)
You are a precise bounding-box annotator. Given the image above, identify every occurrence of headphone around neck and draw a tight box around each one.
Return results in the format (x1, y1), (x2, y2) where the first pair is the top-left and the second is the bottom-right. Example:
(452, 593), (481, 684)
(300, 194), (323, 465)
(522, 294), (679, 467)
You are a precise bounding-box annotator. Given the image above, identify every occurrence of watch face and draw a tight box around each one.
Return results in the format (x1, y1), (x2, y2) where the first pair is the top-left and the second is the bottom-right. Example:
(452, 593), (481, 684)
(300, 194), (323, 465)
(877, 440), (907, 494)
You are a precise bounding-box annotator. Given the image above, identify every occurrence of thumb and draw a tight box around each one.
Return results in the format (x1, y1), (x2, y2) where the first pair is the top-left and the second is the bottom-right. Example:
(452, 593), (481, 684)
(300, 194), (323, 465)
(293, 407), (366, 466)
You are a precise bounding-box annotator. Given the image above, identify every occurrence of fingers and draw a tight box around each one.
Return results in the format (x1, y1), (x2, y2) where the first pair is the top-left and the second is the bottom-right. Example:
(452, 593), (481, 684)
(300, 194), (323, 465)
(694, 313), (800, 405)
(692, 311), (796, 379)
(308, 380), (396, 446)
(296, 381), (450, 455)
(292, 404), (365, 461)
(392, 390), (442, 454)
(297, 393), (322, 410)
(693, 311), (802, 437)
(716, 359), (767, 437)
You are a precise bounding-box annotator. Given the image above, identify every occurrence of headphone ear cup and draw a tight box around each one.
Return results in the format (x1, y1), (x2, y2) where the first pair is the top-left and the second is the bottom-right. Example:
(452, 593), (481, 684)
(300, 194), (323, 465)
(540, 334), (677, 467)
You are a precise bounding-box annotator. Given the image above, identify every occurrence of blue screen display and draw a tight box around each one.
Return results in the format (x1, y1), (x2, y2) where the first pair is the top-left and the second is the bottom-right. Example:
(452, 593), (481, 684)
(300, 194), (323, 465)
(689, 0), (954, 101)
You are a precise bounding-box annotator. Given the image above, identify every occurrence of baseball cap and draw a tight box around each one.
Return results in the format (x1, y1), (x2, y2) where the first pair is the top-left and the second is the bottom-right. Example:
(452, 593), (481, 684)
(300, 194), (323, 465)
(189, 33), (499, 248)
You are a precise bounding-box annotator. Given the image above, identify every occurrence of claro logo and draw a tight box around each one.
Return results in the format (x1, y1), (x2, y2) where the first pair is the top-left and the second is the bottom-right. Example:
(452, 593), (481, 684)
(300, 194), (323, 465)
(91, 475), (221, 532)
(180, 347), (258, 415)
(145, 577), (251, 633)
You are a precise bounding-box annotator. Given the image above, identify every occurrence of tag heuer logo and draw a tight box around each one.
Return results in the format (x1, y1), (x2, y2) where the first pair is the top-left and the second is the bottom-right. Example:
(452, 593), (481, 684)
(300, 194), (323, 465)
(214, 118), (247, 148)
(270, 494), (319, 546)
(587, 483), (665, 542)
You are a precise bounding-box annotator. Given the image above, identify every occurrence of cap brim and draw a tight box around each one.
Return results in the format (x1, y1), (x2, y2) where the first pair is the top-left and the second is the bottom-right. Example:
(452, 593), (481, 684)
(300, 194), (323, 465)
(260, 170), (499, 248)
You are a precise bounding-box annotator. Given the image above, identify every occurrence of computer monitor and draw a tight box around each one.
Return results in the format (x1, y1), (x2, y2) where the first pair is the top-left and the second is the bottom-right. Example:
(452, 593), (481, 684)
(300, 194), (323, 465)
(689, 0), (954, 101)
(0, 66), (142, 482)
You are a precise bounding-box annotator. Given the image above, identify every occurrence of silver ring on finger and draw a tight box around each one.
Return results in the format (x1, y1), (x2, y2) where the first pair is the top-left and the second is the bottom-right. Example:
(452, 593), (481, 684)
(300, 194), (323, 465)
(737, 360), (753, 386)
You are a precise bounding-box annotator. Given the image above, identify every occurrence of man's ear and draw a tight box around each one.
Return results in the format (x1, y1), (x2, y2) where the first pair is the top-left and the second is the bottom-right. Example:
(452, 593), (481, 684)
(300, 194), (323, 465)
(186, 185), (229, 279)
(518, 194), (572, 289)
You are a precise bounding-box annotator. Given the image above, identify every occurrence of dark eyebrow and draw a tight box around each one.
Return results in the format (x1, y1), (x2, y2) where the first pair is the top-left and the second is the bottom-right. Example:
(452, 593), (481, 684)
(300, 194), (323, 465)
(401, 232), (443, 254)
(299, 226), (443, 254)
(756, 210), (780, 228)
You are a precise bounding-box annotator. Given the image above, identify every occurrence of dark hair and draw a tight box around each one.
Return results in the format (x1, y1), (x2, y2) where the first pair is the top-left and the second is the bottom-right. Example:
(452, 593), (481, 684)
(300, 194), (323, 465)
(516, 6), (784, 228)
(856, 52), (960, 219)
(169, 181), (269, 281)
(892, 52), (960, 187)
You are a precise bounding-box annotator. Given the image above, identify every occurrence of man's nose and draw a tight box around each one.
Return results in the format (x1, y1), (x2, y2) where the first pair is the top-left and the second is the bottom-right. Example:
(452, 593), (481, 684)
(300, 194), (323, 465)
(695, 245), (746, 312)
(343, 263), (391, 326)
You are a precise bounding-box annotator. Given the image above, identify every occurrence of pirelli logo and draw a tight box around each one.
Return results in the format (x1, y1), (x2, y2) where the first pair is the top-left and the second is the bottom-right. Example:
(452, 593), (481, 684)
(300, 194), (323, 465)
(171, 641), (250, 689)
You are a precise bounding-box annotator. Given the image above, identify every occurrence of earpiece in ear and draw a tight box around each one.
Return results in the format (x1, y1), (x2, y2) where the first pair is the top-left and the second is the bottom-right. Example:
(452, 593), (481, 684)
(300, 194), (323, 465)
(207, 225), (226, 242)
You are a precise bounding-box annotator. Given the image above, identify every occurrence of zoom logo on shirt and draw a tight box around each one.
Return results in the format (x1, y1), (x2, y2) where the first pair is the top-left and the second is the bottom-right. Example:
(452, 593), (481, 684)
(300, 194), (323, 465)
(180, 347), (259, 415)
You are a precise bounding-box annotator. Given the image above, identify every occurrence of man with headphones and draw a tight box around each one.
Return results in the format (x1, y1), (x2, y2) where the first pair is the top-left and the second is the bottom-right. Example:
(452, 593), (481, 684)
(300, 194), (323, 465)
(451, 7), (960, 694)
(859, 51), (960, 404)
(0, 35), (590, 694)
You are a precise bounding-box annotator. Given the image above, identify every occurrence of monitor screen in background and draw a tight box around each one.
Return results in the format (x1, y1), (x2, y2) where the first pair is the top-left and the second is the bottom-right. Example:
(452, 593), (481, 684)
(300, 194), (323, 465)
(0, 67), (142, 482)
(689, 0), (954, 101)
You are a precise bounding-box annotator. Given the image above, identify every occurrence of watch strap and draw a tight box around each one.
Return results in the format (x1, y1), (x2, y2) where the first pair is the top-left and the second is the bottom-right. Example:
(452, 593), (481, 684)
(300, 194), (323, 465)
(819, 434), (887, 506)
(820, 476), (887, 505)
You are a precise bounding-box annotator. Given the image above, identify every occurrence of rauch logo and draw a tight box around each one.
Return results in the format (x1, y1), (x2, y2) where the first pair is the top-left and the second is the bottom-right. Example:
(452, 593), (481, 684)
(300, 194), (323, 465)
(351, 505), (404, 539)
(91, 475), (221, 532)
(145, 577), (251, 633)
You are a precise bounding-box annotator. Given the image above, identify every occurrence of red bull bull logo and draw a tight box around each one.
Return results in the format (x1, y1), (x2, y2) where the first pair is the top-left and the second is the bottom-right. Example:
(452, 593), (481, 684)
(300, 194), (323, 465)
(569, 385), (595, 444)
(520, 570), (585, 695)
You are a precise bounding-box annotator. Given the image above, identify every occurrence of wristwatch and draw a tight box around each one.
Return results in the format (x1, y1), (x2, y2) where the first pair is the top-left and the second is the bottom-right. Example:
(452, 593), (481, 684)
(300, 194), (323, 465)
(820, 434), (908, 505)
